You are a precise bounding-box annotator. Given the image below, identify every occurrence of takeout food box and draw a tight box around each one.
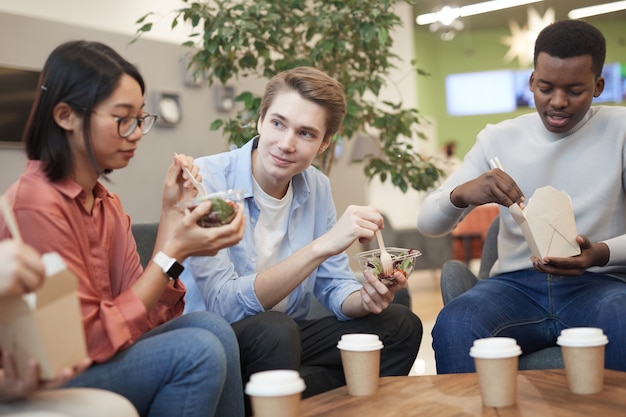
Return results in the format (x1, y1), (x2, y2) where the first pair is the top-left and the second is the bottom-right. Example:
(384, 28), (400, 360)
(0, 252), (87, 379)
(508, 185), (581, 260)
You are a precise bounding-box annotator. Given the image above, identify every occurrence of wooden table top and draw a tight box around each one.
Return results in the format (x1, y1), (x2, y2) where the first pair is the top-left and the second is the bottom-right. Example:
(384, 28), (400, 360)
(300, 369), (626, 417)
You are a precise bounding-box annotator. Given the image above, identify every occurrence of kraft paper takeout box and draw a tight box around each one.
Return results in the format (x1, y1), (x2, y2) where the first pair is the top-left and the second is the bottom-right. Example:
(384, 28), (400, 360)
(508, 185), (581, 260)
(0, 252), (87, 380)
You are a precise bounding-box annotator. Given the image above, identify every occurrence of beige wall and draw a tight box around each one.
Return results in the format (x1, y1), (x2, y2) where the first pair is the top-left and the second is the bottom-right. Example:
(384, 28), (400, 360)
(0, 4), (421, 266)
(0, 11), (236, 223)
(0, 11), (370, 245)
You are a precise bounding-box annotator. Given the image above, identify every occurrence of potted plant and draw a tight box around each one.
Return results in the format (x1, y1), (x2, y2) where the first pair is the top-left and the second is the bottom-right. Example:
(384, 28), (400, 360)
(135, 0), (442, 192)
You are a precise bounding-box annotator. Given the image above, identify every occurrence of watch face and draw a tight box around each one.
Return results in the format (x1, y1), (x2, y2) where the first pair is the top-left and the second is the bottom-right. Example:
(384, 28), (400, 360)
(168, 261), (185, 280)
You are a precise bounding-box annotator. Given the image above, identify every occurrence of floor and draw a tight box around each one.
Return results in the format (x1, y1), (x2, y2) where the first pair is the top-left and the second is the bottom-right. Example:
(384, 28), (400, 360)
(408, 268), (443, 375)
(407, 261), (480, 375)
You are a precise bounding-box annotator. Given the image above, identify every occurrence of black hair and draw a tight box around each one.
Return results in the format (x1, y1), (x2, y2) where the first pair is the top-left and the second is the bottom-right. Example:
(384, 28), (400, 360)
(534, 20), (606, 78)
(23, 40), (145, 181)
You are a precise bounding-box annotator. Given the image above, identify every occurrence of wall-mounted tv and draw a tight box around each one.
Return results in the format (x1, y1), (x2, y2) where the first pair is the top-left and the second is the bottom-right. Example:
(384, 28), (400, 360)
(445, 63), (625, 117)
(0, 66), (40, 147)
(445, 70), (518, 116)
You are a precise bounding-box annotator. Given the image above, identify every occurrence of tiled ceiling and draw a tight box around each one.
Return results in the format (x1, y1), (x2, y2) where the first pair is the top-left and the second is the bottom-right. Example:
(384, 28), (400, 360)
(413, 0), (626, 32)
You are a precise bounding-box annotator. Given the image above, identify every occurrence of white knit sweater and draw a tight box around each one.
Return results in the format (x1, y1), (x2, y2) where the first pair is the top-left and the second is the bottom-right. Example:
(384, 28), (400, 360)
(418, 105), (626, 280)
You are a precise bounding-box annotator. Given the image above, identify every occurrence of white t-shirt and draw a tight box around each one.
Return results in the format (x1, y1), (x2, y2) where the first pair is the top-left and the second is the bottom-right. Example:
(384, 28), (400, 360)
(253, 177), (293, 311)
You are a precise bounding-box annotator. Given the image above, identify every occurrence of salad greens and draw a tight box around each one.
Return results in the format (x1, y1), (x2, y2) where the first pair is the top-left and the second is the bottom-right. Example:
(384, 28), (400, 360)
(366, 248), (418, 285)
(197, 197), (236, 228)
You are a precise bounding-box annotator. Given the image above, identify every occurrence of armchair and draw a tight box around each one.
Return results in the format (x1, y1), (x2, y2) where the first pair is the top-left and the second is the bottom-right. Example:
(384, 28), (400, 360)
(440, 217), (564, 370)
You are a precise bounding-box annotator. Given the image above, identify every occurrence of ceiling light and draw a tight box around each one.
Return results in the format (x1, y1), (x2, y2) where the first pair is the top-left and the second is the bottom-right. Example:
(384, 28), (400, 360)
(568, 1), (626, 19)
(430, 19), (465, 40)
(425, 5), (465, 40)
(416, 0), (544, 25)
(436, 5), (461, 25)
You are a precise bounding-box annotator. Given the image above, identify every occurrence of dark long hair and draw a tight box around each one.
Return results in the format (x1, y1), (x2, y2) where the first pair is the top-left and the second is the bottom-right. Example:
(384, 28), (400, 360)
(24, 40), (145, 181)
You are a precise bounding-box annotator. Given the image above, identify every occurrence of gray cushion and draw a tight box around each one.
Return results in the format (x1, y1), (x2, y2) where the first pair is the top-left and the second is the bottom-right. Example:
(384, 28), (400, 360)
(131, 223), (158, 269)
(519, 346), (564, 370)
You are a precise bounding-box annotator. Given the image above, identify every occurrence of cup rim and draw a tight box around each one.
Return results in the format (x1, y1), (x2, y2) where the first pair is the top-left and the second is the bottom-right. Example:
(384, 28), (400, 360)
(469, 337), (522, 359)
(353, 247), (422, 260)
(197, 188), (246, 202)
(176, 188), (246, 208)
(557, 327), (609, 347)
(245, 370), (306, 396)
(337, 333), (384, 351)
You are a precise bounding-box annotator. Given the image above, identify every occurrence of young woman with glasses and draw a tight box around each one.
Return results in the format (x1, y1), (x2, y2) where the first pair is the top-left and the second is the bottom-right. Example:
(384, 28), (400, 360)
(0, 40), (246, 417)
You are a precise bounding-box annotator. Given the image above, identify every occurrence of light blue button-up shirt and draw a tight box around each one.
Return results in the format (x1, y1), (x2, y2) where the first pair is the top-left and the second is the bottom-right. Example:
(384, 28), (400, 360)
(181, 138), (362, 323)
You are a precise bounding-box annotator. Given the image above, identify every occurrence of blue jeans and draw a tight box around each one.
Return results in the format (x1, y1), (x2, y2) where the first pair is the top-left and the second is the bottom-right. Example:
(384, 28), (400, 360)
(432, 269), (626, 374)
(64, 312), (244, 417)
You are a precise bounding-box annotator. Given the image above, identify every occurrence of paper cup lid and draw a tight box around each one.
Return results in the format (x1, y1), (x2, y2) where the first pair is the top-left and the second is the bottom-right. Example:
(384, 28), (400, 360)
(336, 333), (383, 351)
(469, 337), (522, 359)
(245, 370), (305, 396)
(557, 327), (608, 347)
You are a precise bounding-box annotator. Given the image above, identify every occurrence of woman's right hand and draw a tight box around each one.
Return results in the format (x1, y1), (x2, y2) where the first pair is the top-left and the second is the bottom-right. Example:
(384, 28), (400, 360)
(179, 201), (246, 257)
(159, 200), (246, 261)
(157, 154), (245, 260)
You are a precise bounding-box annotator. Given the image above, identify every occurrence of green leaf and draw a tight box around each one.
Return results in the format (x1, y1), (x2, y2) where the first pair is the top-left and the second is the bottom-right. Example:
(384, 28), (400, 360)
(210, 119), (224, 131)
(137, 23), (153, 33)
(132, 0), (440, 192)
(136, 13), (152, 24)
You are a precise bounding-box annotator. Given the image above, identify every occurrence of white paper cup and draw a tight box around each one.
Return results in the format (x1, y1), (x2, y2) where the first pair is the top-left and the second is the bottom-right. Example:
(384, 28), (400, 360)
(470, 337), (522, 407)
(337, 334), (384, 396)
(557, 327), (608, 394)
(245, 370), (305, 417)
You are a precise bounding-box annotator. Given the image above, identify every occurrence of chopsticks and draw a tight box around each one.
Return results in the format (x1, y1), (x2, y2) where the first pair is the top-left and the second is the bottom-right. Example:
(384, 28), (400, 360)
(489, 157), (503, 171)
(489, 156), (525, 210)
(0, 195), (23, 242)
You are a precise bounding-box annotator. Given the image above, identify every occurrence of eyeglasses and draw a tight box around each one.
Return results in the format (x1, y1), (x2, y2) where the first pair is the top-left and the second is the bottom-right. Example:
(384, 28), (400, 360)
(93, 111), (158, 138)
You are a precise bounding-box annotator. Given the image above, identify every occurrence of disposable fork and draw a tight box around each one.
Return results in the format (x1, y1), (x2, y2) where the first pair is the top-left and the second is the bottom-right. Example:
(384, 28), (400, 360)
(375, 230), (394, 276)
(182, 165), (208, 196)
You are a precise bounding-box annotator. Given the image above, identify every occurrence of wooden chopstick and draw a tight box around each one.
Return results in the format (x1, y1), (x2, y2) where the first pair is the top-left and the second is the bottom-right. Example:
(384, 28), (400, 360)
(489, 157), (525, 210)
(489, 157), (504, 171)
(0, 196), (22, 242)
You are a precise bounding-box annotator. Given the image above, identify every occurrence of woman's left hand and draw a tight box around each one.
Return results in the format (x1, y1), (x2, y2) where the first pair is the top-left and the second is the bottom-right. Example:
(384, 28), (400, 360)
(0, 351), (91, 402)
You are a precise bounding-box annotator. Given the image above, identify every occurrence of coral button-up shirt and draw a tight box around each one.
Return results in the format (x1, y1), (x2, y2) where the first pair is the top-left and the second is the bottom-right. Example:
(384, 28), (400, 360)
(0, 161), (185, 363)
